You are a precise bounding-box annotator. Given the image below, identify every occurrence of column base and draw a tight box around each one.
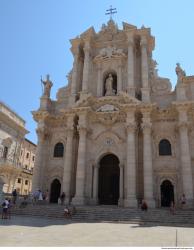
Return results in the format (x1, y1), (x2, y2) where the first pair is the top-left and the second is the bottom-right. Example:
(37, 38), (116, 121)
(127, 87), (136, 97)
(118, 198), (124, 207)
(89, 198), (99, 205)
(181, 199), (193, 209)
(124, 197), (138, 208)
(72, 196), (86, 205)
(141, 87), (150, 103)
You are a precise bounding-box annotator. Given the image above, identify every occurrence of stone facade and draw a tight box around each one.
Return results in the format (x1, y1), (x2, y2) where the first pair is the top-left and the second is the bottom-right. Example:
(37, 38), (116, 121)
(32, 20), (194, 208)
(0, 101), (36, 196)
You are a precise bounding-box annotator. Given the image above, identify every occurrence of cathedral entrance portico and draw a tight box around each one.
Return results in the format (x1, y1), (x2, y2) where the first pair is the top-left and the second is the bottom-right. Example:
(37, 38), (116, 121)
(98, 154), (120, 205)
(50, 179), (61, 203)
(160, 180), (174, 207)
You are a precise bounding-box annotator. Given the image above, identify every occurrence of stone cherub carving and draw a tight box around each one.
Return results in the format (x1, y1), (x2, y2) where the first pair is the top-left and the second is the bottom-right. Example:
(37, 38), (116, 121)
(41, 74), (53, 98)
(105, 74), (115, 96)
(175, 63), (186, 84)
(96, 46), (125, 59)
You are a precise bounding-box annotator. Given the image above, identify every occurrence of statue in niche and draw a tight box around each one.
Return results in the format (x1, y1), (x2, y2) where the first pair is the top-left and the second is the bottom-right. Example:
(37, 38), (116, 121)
(105, 74), (115, 96)
(175, 63), (186, 84)
(41, 74), (53, 98)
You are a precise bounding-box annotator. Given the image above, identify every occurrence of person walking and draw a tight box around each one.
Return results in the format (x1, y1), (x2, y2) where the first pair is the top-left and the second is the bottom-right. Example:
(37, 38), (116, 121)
(141, 200), (148, 211)
(1, 198), (9, 219)
(12, 189), (17, 204)
(60, 192), (66, 205)
(180, 194), (186, 209)
(170, 201), (175, 215)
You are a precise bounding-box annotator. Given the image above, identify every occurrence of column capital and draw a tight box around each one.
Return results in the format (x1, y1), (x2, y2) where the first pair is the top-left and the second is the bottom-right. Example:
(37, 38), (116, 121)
(141, 122), (152, 134)
(126, 123), (137, 134)
(36, 128), (50, 142)
(140, 36), (148, 48)
(126, 33), (134, 46)
(78, 126), (87, 135)
(177, 122), (188, 131)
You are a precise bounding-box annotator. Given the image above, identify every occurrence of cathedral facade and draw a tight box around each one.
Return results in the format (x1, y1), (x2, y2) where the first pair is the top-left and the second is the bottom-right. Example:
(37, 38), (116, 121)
(32, 20), (194, 208)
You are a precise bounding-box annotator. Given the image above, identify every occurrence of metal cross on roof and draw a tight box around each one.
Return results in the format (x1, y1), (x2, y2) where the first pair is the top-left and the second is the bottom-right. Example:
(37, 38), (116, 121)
(105, 5), (117, 20)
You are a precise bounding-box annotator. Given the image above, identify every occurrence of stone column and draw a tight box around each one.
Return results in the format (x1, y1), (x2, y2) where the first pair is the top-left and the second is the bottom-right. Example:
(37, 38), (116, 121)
(141, 36), (150, 102)
(0, 178), (5, 204)
(70, 48), (79, 103)
(177, 107), (193, 207)
(118, 164), (124, 206)
(141, 110), (155, 207)
(73, 113), (87, 205)
(62, 116), (74, 203)
(124, 109), (138, 207)
(117, 63), (122, 93)
(82, 42), (90, 93)
(92, 164), (98, 204)
(97, 65), (102, 97)
(32, 129), (46, 192)
(127, 33), (135, 97)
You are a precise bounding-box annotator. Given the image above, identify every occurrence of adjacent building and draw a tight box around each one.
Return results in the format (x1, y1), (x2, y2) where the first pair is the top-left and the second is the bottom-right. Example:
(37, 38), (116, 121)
(32, 19), (194, 208)
(0, 101), (36, 196)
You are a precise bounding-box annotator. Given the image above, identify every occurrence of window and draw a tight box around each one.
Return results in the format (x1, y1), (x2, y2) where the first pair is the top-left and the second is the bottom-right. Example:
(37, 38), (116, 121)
(3, 146), (8, 159)
(32, 155), (35, 161)
(25, 180), (28, 185)
(20, 150), (23, 156)
(53, 143), (64, 157)
(159, 139), (172, 156)
(17, 178), (21, 184)
(26, 152), (29, 159)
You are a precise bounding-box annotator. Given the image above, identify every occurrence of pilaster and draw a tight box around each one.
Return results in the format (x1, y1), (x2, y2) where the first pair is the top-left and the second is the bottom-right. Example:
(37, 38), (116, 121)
(141, 108), (155, 207)
(81, 41), (90, 94)
(73, 112), (88, 205)
(127, 33), (135, 97)
(124, 108), (138, 207)
(62, 115), (74, 203)
(140, 36), (150, 102)
(177, 106), (193, 207)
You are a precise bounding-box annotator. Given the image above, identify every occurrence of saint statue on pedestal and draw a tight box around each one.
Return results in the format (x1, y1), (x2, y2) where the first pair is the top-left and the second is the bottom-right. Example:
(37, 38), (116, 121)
(105, 74), (115, 96)
(41, 74), (53, 98)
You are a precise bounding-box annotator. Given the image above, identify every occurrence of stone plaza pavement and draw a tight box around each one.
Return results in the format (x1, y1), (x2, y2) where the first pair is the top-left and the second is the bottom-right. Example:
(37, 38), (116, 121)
(0, 216), (194, 247)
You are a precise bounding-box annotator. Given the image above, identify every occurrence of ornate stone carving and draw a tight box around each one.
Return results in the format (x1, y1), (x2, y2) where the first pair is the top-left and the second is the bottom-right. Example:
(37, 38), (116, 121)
(97, 104), (119, 112)
(94, 46), (126, 61)
(151, 77), (172, 95)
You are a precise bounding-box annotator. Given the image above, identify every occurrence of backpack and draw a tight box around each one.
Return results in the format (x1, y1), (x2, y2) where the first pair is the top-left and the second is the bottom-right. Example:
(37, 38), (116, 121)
(2, 202), (6, 207)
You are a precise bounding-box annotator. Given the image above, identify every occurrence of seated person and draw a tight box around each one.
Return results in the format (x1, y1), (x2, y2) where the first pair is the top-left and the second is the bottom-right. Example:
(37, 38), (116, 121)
(141, 200), (148, 211)
(64, 207), (71, 218)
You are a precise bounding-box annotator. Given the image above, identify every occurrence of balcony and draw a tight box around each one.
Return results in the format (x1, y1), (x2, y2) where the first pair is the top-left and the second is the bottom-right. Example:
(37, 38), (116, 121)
(0, 157), (22, 174)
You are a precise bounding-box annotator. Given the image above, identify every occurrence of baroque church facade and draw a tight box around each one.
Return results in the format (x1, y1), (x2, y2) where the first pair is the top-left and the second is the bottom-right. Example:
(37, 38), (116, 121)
(32, 19), (194, 208)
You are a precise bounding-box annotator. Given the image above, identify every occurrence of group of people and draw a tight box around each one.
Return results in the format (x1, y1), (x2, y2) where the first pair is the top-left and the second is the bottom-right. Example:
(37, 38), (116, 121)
(140, 193), (187, 214)
(32, 189), (49, 204)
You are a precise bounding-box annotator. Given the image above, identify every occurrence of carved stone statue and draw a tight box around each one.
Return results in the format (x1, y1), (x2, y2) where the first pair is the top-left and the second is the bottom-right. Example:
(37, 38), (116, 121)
(41, 74), (53, 98)
(96, 46), (125, 60)
(105, 74), (115, 96)
(175, 63), (186, 84)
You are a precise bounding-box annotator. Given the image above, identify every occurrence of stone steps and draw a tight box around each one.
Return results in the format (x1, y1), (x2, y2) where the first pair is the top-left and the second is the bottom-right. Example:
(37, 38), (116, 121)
(12, 205), (194, 224)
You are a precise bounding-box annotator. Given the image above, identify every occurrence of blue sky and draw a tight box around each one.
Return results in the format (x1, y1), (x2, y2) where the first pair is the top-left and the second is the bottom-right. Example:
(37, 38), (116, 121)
(1, 0), (194, 144)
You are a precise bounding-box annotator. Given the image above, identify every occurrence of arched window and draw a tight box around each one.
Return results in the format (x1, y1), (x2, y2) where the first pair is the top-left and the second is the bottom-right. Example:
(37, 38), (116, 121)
(159, 139), (172, 156)
(53, 142), (64, 157)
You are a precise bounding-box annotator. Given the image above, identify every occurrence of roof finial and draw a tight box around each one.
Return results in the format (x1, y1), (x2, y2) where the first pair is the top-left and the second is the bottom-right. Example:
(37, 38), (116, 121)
(105, 5), (117, 20)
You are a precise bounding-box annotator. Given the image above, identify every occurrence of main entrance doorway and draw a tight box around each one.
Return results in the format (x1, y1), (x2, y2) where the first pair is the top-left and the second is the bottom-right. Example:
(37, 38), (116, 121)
(98, 154), (120, 205)
(160, 180), (174, 207)
(50, 179), (61, 203)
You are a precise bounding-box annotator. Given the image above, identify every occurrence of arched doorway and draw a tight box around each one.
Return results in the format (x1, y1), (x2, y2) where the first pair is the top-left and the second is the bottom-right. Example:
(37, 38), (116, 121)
(160, 180), (174, 207)
(98, 154), (120, 205)
(50, 179), (61, 203)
